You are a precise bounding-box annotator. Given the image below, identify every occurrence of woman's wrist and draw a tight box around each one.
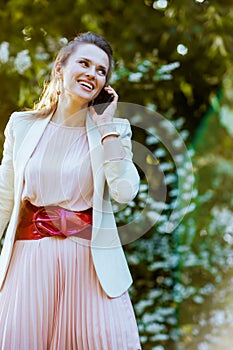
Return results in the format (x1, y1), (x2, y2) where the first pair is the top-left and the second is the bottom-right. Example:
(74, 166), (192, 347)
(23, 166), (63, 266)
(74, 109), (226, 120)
(102, 137), (126, 160)
(101, 132), (119, 144)
(97, 123), (116, 137)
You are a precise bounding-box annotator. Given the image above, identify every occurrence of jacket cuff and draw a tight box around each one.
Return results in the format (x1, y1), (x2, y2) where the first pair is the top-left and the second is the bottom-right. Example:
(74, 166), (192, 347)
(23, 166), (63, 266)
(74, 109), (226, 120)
(103, 137), (126, 161)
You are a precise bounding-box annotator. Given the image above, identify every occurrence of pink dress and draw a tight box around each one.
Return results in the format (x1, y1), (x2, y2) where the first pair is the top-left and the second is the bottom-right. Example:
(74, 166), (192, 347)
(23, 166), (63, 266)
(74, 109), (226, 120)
(0, 122), (141, 350)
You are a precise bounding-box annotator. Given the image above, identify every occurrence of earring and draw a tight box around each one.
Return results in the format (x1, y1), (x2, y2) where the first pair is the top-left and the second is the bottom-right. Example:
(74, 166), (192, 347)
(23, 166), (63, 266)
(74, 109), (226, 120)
(56, 78), (62, 96)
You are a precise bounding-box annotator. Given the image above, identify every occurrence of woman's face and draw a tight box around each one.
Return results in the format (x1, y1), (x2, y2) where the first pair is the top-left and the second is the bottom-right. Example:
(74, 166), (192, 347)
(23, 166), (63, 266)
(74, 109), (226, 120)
(57, 43), (109, 104)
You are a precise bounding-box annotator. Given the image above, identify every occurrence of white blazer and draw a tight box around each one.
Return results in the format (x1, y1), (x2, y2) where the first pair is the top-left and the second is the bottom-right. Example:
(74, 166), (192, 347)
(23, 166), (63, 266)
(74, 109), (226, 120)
(0, 111), (140, 297)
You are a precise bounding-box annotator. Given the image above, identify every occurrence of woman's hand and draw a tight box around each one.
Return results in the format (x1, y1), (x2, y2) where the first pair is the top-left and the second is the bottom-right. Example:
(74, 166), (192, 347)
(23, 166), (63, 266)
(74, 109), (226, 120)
(89, 86), (118, 137)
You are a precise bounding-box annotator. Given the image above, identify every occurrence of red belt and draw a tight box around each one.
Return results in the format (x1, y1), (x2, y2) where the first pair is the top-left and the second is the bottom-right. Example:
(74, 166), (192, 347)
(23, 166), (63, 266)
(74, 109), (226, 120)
(15, 201), (92, 241)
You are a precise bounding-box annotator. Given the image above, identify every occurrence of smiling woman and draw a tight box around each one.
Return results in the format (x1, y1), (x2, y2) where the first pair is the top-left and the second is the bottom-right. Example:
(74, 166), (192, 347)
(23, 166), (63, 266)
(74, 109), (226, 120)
(34, 35), (111, 119)
(0, 32), (141, 349)
(53, 43), (109, 121)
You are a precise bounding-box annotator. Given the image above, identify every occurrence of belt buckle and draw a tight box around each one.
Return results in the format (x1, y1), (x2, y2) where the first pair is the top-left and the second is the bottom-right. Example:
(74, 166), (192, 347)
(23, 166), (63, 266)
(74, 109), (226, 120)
(32, 207), (66, 237)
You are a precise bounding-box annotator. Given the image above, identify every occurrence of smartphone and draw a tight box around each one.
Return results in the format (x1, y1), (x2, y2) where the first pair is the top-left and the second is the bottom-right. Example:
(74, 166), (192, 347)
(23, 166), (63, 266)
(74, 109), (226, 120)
(93, 87), (114, 114)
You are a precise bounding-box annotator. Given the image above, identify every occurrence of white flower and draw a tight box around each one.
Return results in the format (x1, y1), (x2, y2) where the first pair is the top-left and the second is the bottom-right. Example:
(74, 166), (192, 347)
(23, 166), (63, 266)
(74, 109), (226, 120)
(153, 0), (168, 10)
(172, 137), (183, 148)
(154, 148), (167, 157)
(210, 207), (233, 235)
(14, 50), (32, 74)
(128, 72), (143, 82)
(164, 173), (177, 184)
(146, 211), (162, 224)
(0, 41), (9, 64)
(177, 44), (188, 56)
(59, 37), (68, 46)
(157, 61), (180, 74)
(198, 341), (210, 350)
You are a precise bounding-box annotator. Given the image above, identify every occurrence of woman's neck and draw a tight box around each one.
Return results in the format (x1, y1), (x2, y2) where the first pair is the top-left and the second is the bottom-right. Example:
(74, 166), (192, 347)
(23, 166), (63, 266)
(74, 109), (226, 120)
(52, 96), (88, 127)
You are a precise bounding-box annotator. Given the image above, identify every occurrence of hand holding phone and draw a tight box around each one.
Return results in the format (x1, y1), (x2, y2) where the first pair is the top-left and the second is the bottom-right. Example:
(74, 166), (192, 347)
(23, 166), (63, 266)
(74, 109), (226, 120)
(93, 86), (114, 114)
(89, 86), (118, 136)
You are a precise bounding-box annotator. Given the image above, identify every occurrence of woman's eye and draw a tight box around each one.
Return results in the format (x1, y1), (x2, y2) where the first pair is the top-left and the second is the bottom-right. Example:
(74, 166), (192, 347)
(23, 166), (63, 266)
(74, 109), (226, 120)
(79, 60), (88, 67)
(98, 69), (106, 76)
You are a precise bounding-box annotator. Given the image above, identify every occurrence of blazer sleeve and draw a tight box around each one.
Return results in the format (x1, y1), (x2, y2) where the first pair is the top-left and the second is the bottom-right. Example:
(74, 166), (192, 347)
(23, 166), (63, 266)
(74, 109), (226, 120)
(103, 119), (140, 204)
(0, 115), (15, 239)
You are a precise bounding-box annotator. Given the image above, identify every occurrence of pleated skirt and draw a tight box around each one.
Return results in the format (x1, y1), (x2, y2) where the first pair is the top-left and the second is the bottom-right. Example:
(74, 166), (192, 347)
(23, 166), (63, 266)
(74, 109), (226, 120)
(0, 237), (141, 350)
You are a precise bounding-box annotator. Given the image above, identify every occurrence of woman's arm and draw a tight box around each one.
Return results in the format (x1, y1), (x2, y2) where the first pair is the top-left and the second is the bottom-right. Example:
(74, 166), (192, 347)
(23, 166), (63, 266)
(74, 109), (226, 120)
(0, 115), (15, 239)
(102, 119), (140, 204)
(89, 87), (140, 203)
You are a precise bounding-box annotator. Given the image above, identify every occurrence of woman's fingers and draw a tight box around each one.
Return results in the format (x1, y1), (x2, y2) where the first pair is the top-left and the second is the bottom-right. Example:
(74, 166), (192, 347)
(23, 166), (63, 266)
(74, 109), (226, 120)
(89, 86), (118, 126)
(104, 85), (118, 102)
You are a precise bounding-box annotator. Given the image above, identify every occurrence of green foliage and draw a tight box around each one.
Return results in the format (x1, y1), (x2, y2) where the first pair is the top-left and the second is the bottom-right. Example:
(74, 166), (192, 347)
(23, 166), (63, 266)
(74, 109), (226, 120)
(175, 73), (233, 348)
(0, 0), (233, 130)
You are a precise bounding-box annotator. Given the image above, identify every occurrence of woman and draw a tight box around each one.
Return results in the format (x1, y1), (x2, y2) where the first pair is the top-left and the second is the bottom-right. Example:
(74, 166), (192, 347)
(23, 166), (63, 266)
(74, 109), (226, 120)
(0, 32), (141, 349)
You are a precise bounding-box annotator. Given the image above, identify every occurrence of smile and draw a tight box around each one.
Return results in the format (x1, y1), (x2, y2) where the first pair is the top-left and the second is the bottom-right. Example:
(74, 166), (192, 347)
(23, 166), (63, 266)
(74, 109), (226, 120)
(78, 80), (94, 91)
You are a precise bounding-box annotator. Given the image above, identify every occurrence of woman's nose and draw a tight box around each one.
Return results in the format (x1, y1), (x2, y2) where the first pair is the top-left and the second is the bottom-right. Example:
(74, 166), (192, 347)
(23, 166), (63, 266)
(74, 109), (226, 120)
(86, 66), (96, 78)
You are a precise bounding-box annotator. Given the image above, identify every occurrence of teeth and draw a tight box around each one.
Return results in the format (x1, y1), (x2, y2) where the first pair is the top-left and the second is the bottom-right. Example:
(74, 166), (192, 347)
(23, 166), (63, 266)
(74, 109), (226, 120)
(79, 81), (93, 90)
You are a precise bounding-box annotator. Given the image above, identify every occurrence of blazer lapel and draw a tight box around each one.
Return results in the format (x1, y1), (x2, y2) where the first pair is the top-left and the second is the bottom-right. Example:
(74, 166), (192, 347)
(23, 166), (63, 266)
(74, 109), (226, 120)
(14, 114), (52, 204)
(86, 113), (105, 235)
(15, 114), (52, 174)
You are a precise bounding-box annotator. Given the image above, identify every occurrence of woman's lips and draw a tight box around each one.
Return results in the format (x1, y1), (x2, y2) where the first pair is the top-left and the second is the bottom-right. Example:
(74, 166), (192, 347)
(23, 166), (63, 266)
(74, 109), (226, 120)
(78, 80), (94, 91)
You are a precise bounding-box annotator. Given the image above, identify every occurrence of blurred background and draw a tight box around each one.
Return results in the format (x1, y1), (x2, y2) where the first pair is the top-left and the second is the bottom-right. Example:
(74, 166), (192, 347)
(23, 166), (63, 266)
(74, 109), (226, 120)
(0, 0), (233, 349)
